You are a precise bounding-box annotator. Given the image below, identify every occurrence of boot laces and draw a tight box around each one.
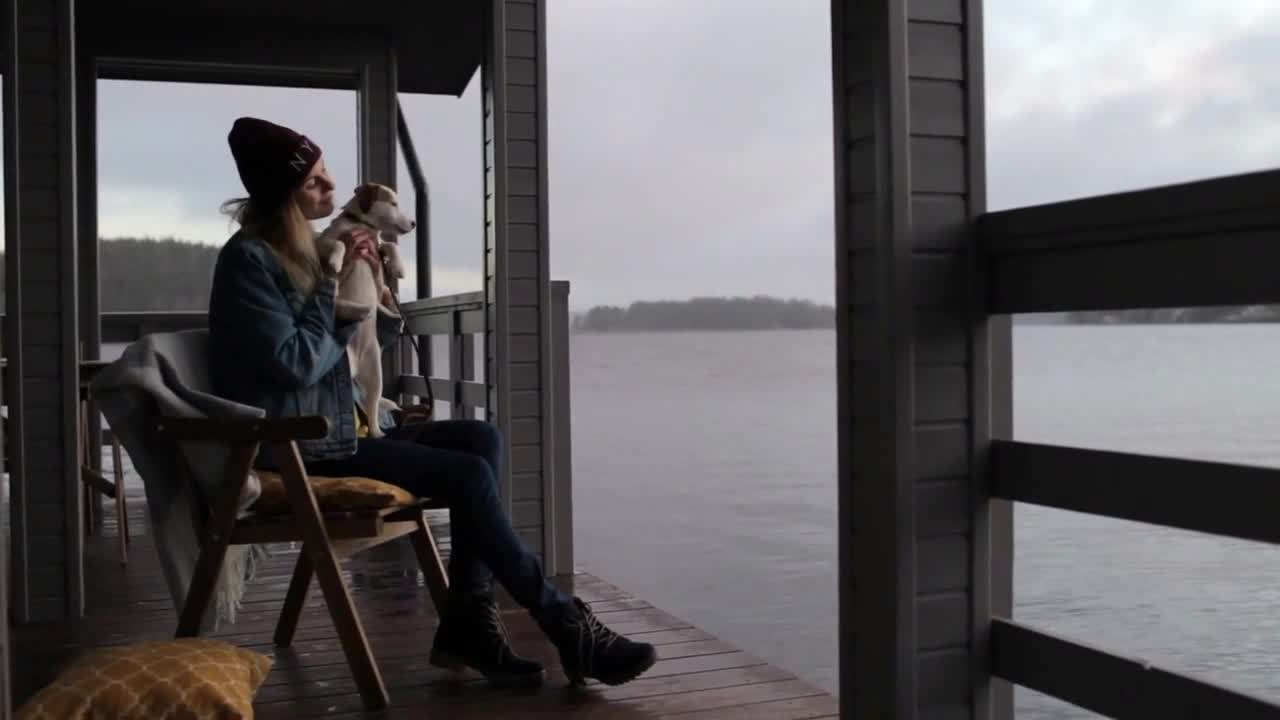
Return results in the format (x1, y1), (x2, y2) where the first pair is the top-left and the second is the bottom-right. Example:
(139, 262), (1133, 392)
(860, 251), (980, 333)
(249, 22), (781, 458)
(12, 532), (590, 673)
(479, 601), (511, 660)
(567, 600), (620, 671)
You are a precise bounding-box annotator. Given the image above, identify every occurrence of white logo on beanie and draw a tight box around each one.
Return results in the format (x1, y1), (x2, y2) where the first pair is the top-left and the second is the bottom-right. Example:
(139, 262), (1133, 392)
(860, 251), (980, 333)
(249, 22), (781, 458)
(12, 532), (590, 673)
(289, 139), (314, 172)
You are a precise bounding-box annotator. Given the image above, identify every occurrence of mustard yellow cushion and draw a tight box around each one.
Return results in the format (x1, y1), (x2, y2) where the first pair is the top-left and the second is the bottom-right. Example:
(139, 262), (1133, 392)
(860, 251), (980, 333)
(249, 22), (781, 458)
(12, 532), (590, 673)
(16, 638), (272, 720)
(251, 471), (417, 515)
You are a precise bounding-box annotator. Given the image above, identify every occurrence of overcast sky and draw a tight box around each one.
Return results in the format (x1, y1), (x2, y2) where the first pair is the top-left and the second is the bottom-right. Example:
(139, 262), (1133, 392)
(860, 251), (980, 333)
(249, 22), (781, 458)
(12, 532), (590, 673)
(37, 1), (1280, 308)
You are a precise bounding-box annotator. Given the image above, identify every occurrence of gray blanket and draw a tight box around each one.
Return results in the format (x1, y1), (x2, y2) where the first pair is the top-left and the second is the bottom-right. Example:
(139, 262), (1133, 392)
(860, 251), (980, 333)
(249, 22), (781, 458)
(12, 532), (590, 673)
(90, 329), (267, 631)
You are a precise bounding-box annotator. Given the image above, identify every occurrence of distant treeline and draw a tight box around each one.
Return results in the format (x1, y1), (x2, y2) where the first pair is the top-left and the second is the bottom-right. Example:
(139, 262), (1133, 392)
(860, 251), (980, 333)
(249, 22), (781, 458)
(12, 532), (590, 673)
(0, 241), (837, 334)
(1065, 306), (1280, 324)
(0, 236), (219, 311)
(14, 239), (1264, 327)
(573, 296), (835, 333)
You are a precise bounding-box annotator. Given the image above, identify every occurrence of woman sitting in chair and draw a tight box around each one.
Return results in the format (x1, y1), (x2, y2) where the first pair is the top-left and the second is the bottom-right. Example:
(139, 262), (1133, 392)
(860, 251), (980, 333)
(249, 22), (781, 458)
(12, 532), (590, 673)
(206, 116), (656, 688)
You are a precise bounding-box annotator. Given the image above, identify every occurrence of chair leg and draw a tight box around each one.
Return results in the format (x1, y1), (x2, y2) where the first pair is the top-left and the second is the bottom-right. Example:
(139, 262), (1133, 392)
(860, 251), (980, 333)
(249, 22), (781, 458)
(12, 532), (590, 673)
(176, 443), (258, 638)
(79, 400), (94, 537)
(82, 484), (94, 536)
(274, 548), (313, 647)
(305, 539), (388, 708)
(409, 513), (450, 616)
(111, 432), (128, 564)
(273, 441), (388, 710)
(177, 533), (230, 637)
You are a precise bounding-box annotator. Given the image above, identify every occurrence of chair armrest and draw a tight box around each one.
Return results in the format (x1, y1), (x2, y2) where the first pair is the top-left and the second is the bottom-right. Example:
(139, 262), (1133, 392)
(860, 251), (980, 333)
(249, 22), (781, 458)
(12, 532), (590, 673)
(390, 403), (433, 429)
(156, 416), (330, 442)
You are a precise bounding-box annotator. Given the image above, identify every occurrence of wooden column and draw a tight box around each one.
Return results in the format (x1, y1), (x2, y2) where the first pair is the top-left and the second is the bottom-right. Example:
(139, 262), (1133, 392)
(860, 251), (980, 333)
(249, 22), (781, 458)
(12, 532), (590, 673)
(481, 0), (549, 559)
(358, 48), (397, 187)
(358, 47), (404, 397)
(10, 0), (81, 622)
(3, 0), (27, 626)
(832, 0), (1009, 717)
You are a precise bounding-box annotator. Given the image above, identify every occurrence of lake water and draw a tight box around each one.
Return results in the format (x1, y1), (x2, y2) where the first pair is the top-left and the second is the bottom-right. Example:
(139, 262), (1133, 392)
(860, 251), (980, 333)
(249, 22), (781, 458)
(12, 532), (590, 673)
(569, 324), (1280, 719)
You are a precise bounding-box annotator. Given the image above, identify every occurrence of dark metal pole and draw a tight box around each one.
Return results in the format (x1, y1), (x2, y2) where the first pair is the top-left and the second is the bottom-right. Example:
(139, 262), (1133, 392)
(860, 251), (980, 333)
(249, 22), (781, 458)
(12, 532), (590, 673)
(396, 101), (431, 380)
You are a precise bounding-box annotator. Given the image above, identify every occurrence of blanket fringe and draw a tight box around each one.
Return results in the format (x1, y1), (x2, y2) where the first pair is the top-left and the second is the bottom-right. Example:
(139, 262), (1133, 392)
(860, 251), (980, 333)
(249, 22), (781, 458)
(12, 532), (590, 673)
(214, 543), (270, 627)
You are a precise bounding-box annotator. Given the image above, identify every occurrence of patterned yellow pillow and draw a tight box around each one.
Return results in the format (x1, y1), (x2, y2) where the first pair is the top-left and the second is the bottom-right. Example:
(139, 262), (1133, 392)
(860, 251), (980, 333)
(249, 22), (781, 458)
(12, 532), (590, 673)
(16, 638), (272, 720)
(252, 471), (417, 515)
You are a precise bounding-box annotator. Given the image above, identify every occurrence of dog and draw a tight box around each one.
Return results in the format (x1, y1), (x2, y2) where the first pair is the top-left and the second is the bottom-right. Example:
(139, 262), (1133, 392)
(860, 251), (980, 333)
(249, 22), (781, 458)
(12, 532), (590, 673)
(315, 182), (415, 438)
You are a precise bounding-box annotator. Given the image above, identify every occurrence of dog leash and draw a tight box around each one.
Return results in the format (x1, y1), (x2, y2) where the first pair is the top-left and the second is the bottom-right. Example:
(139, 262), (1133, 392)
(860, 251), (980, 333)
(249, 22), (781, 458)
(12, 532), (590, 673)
(380, 253), (435, 413)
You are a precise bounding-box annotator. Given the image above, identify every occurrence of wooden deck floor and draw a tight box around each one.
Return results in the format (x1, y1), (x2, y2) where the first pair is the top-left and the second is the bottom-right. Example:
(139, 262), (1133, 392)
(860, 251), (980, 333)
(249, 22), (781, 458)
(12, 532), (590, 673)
(12, 489), (838, 718)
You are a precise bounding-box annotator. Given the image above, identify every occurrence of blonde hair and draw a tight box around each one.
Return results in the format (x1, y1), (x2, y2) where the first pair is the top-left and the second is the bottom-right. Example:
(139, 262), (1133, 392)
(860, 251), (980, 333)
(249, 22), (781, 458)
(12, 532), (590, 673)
(221, 195), (321, 294)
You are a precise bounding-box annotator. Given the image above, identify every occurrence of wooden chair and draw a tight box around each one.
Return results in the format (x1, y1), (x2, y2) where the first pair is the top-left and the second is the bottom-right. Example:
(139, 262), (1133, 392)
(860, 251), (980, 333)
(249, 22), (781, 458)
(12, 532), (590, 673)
(157, 414), (450, 711)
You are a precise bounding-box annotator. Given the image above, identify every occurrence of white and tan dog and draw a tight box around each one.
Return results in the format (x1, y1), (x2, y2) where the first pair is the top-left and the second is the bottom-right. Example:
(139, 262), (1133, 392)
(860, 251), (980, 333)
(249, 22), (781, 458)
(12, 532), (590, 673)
(316, 182), (415, 437)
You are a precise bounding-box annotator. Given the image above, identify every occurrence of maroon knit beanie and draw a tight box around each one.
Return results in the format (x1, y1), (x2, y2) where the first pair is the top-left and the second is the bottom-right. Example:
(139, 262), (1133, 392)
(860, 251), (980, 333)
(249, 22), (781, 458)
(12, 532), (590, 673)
(227, 117), (322, 212)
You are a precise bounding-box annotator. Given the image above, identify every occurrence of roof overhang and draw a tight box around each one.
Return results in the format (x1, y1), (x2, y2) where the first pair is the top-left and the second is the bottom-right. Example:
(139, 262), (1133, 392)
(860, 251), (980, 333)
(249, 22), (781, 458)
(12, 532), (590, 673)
(79, 1), (481, 95)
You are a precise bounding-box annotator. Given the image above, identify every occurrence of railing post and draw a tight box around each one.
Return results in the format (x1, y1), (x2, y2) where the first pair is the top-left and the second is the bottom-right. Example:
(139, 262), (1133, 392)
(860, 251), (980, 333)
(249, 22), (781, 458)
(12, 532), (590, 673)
(544, 281), (573, 576)
(448, 309), (464, 419)
(460, 331), (477, 421)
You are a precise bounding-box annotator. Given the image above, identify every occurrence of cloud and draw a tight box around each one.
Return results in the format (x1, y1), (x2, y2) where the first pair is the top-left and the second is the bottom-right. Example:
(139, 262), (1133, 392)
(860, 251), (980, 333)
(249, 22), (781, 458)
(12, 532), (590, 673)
(90, 78), (486, 300)
(985, 0), (1280, 209)
(88, 0), (839, 309)
(4, 2), (1280, 310)
(396, 264), (480, 301)
(98, 183), (240, 244)
(544, 0), (834, 307)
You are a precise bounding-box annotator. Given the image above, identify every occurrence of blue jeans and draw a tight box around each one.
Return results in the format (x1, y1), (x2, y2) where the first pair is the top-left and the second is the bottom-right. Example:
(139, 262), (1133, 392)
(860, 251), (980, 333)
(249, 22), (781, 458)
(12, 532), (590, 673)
(304, 419), (571, 619)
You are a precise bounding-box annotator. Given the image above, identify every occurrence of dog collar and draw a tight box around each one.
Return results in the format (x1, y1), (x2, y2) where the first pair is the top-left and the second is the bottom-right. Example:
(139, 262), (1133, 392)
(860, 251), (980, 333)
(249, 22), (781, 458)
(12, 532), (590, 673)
(340, 209), (374, 227)
(338, 209), (402, 244)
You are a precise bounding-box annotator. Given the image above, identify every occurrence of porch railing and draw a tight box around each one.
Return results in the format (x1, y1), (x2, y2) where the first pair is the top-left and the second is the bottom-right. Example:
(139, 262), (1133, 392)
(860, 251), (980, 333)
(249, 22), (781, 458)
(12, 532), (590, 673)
(3, 282), (577, 576)
(983, 168), (1280, 716)
(394, 291), (485, 419)
(0, 311), (210, 347)
(100, 311), (209, 344)
(394, 284), (574, 575)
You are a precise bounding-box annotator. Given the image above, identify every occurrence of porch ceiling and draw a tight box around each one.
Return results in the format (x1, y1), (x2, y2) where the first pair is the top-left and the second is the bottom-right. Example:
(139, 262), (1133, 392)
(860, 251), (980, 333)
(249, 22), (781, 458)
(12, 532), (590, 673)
(79, 0), (481, 95)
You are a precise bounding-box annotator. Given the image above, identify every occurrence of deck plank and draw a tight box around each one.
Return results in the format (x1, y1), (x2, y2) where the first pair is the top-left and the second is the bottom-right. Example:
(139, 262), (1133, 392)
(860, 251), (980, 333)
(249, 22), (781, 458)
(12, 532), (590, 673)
(12, 493), (837, 718)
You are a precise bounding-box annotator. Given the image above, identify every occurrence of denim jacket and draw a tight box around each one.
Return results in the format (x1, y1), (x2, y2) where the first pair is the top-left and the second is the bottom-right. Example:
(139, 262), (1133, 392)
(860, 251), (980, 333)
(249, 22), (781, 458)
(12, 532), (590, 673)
(207, 231), (403, 462)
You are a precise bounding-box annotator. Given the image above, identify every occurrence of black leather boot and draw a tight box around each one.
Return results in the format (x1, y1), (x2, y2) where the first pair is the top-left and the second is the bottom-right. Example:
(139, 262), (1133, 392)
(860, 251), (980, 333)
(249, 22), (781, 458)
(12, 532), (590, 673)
(430, 595), (546, 686)
(540, 597), (658, 686)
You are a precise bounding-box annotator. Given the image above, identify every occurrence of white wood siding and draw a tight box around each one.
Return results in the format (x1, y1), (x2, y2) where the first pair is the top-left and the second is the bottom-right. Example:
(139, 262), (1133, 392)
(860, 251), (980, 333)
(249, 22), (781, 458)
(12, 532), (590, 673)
(482, 0), (547, 562)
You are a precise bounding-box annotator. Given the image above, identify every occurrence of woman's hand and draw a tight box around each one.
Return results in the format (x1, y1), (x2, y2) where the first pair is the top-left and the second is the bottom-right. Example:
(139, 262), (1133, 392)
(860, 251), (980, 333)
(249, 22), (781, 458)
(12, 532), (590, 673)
(336, 228), (381, 281)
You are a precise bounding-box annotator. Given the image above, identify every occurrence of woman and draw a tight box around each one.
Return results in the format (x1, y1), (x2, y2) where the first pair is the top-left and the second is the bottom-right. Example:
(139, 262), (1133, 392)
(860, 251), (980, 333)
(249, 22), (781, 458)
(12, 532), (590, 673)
(207, 116), (656, 688)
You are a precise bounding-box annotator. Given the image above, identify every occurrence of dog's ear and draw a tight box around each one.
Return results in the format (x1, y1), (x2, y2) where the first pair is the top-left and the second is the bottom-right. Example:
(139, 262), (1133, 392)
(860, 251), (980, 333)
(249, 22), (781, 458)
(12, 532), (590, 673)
(375, 184), (398, 207)
(353, 184), (377, 214)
